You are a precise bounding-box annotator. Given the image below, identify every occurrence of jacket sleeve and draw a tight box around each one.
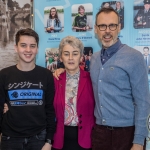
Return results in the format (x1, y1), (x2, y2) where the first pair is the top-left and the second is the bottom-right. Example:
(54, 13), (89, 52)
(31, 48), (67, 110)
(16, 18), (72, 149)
(134, 9), (141, 23)
(129, 52), (150, 145)
(45, 70), (56, 140)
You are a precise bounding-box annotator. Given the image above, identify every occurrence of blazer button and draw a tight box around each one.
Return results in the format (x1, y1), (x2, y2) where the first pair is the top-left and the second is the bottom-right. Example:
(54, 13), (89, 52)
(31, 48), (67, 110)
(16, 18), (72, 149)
(79, 120), (82, 124)
(79, 126), (82, 129)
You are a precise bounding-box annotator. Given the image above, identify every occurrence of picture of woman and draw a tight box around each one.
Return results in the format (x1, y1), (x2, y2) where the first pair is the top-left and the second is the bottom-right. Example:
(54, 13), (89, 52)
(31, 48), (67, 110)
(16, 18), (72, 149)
(46, 7), (62, 33)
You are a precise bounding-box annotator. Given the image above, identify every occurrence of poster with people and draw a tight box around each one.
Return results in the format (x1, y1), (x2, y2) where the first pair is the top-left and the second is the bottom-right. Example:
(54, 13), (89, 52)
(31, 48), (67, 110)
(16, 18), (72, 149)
(72, 4), (93, 32)
(44, 6), (64, 33)
(34, 0), (150, 149)
(0, 0), (32, 70)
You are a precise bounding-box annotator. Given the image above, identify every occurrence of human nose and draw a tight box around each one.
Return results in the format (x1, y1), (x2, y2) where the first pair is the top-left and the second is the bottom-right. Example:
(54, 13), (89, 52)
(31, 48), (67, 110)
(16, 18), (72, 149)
(69, 54), (73, 59)
(105, 25), (110, 32)
(26, 46), (31, 52)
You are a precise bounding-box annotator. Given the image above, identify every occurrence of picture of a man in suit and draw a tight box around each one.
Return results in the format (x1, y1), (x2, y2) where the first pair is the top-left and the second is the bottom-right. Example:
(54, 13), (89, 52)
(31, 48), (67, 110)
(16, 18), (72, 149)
(115, 1), (124, 29)
(134, 0), (150, 28)
(143, 46), (150, 73)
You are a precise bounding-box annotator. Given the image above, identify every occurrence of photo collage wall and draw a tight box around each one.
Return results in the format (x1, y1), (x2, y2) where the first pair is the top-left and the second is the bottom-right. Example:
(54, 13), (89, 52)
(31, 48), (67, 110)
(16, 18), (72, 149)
(34, 0), (150, 149)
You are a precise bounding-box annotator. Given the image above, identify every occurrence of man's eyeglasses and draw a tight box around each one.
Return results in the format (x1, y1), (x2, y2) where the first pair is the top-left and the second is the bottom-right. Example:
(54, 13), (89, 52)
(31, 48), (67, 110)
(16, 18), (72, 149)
(96, 24), (119, 31)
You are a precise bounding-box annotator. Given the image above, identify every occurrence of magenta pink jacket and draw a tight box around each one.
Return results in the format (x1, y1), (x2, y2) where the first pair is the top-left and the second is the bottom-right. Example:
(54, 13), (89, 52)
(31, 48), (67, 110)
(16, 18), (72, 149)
(52, 69), (95, 149)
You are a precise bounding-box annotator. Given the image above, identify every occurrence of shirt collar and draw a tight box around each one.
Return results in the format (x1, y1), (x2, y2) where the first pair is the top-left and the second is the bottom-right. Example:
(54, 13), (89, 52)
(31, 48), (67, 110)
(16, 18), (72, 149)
(101, 39), (122, 56)
(66, 71), (80, 80)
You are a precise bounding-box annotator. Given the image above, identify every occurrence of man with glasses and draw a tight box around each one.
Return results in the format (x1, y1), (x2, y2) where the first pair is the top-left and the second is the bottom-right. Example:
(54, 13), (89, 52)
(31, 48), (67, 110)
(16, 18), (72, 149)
(91, 7), (150, 150)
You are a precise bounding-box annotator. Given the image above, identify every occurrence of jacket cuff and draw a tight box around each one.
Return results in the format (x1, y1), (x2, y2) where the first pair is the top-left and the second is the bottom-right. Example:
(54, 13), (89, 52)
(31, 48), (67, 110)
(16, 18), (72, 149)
(133, 135), (145, 145)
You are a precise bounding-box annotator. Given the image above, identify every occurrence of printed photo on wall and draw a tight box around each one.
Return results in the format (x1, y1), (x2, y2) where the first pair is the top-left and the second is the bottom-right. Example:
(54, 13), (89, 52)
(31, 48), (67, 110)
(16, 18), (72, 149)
(101, 1), (124, 29)
(45, 48), (64, 72)
(45, 47), (93, 72)
(80, 47), (93, 71)
(44, 6), (64, 33)
(72, 3), (93, 32)
(134, 46), (150, 74)
(134, 0), (150, 29)
(0, 0), (32, 70)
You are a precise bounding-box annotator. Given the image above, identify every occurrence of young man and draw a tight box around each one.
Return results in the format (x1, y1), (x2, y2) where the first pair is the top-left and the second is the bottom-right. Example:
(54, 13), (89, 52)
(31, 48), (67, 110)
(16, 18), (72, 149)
(0, 28), (55, 150)
(72, 5), (88, 32)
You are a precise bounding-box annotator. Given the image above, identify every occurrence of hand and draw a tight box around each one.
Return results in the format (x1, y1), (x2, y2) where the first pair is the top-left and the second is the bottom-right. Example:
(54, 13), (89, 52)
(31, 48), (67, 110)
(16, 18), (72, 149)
(86, 26), (90, 30)
(3, 103), (9, 114)
(46, 27), (51, 31)
(82, 27), (86, 30)
(53, 68), (65, 80)
(137, 16), (142, 21)
(41, 143), (52, 150)
(130, 144), (143, 150)
(51, 27), (54, 30)
(143, 22), (146, 25)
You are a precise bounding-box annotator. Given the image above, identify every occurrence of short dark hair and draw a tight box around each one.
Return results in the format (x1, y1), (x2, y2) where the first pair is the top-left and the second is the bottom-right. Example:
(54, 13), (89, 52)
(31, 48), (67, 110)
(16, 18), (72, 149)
(95, 7), (120, 25)
(143, 47), (149, 51)
(15, 28), (39, 47)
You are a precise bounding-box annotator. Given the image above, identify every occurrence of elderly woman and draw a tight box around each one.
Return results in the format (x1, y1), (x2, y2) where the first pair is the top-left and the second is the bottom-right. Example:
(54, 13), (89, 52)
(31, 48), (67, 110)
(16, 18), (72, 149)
(52, 36), (95, 150)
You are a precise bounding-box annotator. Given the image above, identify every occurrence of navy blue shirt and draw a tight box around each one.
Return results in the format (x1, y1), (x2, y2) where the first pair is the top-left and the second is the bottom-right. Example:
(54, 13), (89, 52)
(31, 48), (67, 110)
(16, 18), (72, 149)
(101, 39), (124, 65)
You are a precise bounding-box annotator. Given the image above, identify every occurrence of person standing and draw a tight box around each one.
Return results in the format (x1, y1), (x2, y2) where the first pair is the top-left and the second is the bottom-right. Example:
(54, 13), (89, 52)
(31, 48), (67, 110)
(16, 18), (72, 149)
(0, 28), (56, 150)
(91, 7), (150, 150)
(115, 1), (124, 29)
(46, 7), (62, 33)
(143, 47), (150, 74)
(52, 36), (95, 150)
(134, 0), (150, 29)
(72, 5), (89, 32)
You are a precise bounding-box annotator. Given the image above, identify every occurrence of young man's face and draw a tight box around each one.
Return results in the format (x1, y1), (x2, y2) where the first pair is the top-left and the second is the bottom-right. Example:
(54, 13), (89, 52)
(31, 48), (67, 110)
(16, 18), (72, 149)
(79, 8), (85, 16)
(15, 35), (38, 65)
(95, 12), (121, 49)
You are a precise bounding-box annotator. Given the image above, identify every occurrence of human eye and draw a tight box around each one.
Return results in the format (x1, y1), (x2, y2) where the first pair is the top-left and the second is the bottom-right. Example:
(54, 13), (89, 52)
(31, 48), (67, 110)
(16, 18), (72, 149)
(109, 24), (117, 28)
(98, 24), (106, 30)
(64, 53), (69, 56)
(100, 24), (106, 27)
(30, 45), (36, 48)
(20, 44), (26, 48)
(109, 24), (118, 30)
(73, 53), (78, 56)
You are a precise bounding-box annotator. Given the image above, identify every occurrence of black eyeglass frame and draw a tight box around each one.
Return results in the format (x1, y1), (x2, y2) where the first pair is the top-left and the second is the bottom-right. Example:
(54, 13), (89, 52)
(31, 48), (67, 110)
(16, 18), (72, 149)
(96, 24), (119, 31)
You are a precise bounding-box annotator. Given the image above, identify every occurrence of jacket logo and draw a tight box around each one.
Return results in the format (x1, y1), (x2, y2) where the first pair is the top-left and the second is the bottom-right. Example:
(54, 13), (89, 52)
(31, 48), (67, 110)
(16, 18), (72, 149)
(110, 67), (114, 70)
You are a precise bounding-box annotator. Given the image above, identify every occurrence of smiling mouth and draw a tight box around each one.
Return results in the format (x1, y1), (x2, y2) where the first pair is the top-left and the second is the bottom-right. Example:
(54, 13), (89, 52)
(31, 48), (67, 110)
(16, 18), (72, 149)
(24, 54), (32, 57)
(103, 35), (112, 41)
